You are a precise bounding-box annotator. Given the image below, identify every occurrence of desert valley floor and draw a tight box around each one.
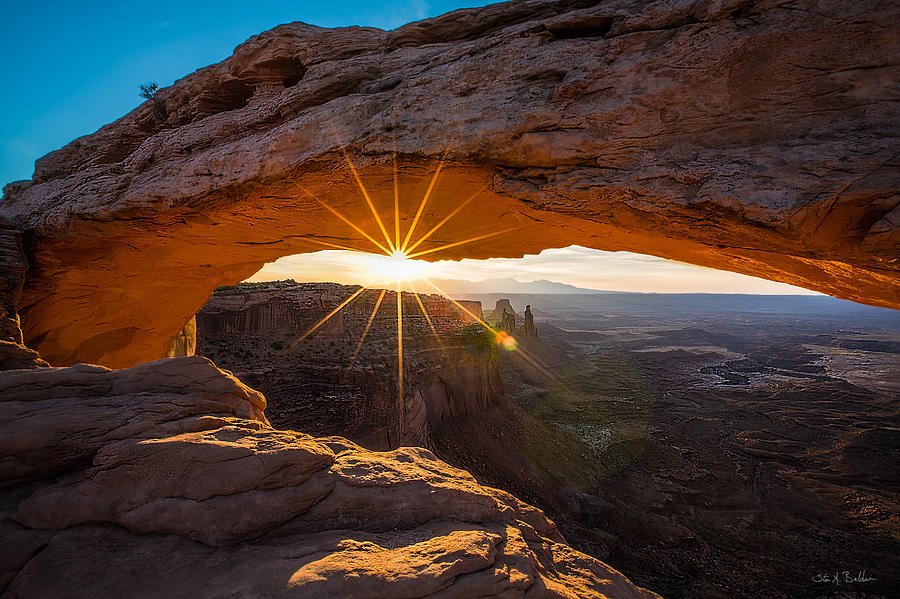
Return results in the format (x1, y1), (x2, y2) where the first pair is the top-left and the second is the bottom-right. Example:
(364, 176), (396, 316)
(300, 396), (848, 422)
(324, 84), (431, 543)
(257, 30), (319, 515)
(197, 283), (900, 598)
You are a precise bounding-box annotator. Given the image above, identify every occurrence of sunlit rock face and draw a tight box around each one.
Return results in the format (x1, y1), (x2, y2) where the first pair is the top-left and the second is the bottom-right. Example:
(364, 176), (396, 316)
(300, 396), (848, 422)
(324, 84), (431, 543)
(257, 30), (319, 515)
(167, 316), (197, 357)
(1, 0), (898, 367)
(196, 281), (504, 450)
(0, 357), (659, 598)
(0, 218), (47, 370)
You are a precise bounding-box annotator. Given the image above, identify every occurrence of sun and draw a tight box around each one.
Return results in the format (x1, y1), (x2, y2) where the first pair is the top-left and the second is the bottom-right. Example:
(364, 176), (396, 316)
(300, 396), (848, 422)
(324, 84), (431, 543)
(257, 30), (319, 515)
(283, 153), (564, 418)
(366, 250), (430, 283)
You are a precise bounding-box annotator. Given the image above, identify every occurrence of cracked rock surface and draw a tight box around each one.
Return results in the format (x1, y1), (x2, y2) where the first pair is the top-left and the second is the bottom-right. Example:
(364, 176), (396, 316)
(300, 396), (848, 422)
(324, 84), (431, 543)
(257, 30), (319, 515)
(0, 356), (658, 598)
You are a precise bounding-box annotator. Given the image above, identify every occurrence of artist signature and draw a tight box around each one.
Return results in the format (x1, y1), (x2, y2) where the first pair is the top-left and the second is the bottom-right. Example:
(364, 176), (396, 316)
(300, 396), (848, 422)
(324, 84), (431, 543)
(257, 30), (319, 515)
(812, 571), (876, 584)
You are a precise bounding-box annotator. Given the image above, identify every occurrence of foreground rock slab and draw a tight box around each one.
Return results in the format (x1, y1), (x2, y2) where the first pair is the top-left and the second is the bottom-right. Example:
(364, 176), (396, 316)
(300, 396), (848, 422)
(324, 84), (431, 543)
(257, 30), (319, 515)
(1, 0), (898, 367)
(0, 357), (658, 598)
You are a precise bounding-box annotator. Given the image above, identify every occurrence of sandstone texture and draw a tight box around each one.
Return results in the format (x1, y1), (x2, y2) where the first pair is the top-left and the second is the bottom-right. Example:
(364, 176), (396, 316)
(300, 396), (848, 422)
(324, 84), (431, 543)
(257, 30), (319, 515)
(0, 356), (658, 598)
(0, 355), (267, 486)
(1, 0), (898, 368)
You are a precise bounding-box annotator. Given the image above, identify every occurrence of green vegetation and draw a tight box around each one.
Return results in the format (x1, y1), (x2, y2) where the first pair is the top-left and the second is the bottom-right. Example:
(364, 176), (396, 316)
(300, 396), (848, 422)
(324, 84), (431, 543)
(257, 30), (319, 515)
(460, 323), (497, 354)
(530, 351), (655, 479)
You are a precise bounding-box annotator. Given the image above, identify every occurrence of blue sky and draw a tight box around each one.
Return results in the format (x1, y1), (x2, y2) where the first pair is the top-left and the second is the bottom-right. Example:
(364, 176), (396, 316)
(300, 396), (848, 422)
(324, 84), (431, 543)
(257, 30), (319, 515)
(0, 1), (820, 294)
(0, 1), (489, 188)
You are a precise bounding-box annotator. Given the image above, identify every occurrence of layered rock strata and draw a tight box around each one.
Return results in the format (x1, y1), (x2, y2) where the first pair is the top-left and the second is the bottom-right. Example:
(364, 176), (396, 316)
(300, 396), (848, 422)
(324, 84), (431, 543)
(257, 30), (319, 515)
(0, 0), (897, 367)
(0, 356), (658, 598)
(197, 282), (502, 449)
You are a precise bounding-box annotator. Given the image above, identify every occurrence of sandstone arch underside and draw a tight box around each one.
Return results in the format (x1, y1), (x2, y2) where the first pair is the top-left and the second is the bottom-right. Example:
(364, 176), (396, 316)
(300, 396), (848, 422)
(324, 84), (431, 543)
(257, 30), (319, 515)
(1, 0), (897, 368)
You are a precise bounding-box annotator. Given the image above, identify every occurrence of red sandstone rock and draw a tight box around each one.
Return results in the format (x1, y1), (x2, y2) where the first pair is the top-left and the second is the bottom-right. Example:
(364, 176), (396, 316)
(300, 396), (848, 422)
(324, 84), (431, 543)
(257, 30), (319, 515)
(167, 315), (197, 357)
(0, 341), (47, 371)
(0, 357), (659, 598)
(0, 0), (896, 367)
(0, 356), (266, 485)
(195, 282), (506, 449)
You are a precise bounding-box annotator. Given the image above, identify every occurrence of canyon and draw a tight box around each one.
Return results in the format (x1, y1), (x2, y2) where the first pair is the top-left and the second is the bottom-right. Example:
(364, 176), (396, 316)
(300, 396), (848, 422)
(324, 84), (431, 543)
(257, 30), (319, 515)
(196, 281), (504, 448)
(451, 292), (899, 598)
(0, 0), (896, 368)
(0, 270), (658, 597)
(190, 281), (900, 598)
(0, 355), (657, 598)
(0, 0), (897, 597)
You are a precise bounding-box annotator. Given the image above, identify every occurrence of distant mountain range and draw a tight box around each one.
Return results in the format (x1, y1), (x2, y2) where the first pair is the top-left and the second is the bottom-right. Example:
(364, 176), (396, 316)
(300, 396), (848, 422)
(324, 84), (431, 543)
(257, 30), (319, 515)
(428, 278), (613, 295)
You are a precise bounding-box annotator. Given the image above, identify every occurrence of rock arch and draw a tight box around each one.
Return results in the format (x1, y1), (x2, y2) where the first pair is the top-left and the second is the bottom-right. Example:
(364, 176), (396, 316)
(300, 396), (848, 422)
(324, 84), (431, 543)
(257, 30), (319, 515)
(1, 0), (897, 368)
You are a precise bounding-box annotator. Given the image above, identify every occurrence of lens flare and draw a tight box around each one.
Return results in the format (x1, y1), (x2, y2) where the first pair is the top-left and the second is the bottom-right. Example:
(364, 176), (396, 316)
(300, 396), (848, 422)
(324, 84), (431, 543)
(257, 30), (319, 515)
(286, 155), (566, 425)
(494, 331), (518, 351)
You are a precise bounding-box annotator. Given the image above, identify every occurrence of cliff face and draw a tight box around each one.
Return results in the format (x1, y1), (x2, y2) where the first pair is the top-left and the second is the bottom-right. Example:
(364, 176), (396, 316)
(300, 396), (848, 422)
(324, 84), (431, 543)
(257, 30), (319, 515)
(199, 286), (345, 338)
(197, 282), (503, 450)
(0, 253), (658, 598)
(167, 316), (197, 357)
(454, 300), (485, 324)
(487, 298), (519, 322)
(1, 0), (897, 367)
(0, 0), (897, 594)
(0, 219), (46, 370)
(200, 282), (483, 339)
(0, 356), (659, 598)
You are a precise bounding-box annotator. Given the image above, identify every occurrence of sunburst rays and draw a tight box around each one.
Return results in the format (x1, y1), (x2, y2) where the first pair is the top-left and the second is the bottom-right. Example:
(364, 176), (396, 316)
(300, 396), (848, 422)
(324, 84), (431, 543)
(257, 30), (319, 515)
(405, 227), (517, 259)
(288, 285), (367, 350)
(412, 290), (447, 357)
(400, 160), (443, 253)
(348, 288), (387, 368)
(395, 277), (404, 439)
(403, 184), (485, 255)
(393, 153), (401, 250)
(344, 152), (396, 253)
(293, 182), (391, 255)
(288, 154), (557, 422)
(417, 276), (560, 383)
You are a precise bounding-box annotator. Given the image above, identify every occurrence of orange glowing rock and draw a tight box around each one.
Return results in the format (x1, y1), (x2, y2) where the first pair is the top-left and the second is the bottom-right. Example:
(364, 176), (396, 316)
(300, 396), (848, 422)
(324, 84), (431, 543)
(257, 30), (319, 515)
(0, 0), (895, 372)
